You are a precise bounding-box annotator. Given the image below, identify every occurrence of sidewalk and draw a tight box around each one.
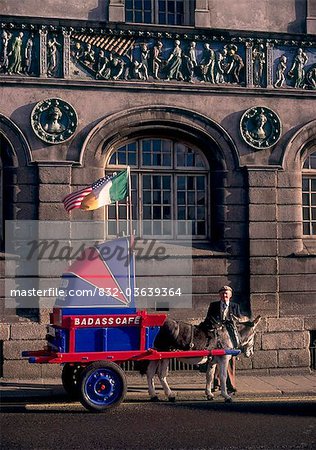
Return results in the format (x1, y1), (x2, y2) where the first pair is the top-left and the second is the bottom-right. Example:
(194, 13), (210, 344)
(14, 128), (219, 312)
(1, 372), (316, 402)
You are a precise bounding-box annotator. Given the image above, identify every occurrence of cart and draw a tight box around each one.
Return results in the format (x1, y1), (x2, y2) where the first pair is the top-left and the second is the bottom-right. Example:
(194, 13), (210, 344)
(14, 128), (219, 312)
(22, 237), (240, 412)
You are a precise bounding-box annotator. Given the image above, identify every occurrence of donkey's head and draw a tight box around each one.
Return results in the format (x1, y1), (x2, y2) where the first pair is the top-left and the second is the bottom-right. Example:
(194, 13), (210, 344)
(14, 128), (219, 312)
(237, 316), (261, 358)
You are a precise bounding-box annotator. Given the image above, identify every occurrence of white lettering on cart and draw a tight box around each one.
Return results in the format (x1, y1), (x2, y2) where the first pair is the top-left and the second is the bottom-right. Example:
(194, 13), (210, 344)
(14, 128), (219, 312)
(72, 316), (141, 327)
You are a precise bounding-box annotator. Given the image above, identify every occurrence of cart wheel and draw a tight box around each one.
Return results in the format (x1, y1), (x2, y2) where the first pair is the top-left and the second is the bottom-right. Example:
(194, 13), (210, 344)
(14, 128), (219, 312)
(79, 361), (127, 412)
(62, 364), (83, 400)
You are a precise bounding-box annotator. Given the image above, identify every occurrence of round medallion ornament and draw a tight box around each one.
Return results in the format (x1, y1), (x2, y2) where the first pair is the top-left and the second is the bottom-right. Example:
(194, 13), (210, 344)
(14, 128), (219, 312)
(31, 98), (78, 144)
(240, 106), (282, 149)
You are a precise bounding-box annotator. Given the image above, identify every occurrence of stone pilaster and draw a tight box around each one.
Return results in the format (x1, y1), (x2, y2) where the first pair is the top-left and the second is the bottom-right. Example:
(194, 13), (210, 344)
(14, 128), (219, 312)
(39, 28), (47, 78)
(62, 29), (71, 79)
(266, 42), (274, 88)
(245, 41), (254, 87)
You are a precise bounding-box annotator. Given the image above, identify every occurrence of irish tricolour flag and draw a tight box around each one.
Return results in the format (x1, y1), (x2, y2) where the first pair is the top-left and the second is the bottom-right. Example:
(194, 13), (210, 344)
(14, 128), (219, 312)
(63, 168), (129, 212)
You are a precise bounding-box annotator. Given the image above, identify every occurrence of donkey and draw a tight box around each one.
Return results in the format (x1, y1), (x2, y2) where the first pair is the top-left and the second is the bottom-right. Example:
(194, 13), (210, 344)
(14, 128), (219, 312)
(142, 316), (261, 403)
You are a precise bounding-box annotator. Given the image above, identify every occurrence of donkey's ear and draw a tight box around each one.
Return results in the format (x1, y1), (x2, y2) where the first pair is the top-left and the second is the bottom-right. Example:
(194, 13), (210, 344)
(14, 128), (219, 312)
(253, 315), (262, 327)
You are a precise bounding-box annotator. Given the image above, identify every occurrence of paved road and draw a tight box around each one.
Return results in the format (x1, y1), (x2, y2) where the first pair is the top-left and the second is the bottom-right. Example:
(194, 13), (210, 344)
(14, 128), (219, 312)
(1, 397), (315, 449)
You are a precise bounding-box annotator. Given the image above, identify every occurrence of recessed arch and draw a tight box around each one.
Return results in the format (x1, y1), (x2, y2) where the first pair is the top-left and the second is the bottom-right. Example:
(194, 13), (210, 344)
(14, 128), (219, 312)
(282, 119), (316, 171)
(0, 113), (33, 167)
(79, 105), (240, 171)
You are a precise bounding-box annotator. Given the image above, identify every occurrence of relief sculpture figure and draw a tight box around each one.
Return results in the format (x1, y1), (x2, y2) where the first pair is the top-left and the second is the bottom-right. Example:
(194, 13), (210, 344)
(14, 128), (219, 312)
(96, 50), (111, 79)
(226, 45), (244, 84)
(274, 55), (287, 88)
(0, 30), (12, 73)
(152, 41), (163, 79)
(288, 48), (308, 88)
(306, 64), (316, 90)
(252, 44), (265, 87)
(44, 106), (66, 134)
(24, 34), (34, 75)
(166, 40), (184, 81)
(47, 36), (61, 77)
(199, 43), (215, 83)
(8, 32), (24, 75)
(184, 41), (197, 82)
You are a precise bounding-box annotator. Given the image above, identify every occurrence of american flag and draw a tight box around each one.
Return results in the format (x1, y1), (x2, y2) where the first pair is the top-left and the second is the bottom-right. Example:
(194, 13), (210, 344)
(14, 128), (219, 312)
(63, 176), (112, 212)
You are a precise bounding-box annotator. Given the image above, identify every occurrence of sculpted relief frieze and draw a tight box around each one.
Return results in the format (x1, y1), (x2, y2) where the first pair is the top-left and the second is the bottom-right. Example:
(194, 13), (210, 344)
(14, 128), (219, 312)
(0, 24), (315, 90)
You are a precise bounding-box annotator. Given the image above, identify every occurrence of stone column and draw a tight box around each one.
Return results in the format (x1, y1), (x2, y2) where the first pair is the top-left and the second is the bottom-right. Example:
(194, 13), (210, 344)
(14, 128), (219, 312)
(245, 41), (254, 87)
(266, 42), (274, 88)
(39, 28), (47, 78)
(195, 0), (211, 28)
(62, 29), (71, 79)
(108, 0), (125, 22)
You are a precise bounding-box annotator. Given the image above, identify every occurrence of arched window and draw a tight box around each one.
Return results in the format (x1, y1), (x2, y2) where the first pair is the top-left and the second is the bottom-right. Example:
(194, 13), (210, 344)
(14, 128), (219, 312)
(302, 150), (316, 236)
(106, 137), (209, 240)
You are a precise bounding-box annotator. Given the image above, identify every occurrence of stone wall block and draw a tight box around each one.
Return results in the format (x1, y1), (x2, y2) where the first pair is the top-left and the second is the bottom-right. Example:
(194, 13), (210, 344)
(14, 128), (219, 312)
(224, 222), (248, 239)
(71, 168), (105, 185)
(192, 259), (227, 276)
(249, 205), (276, 222)
(278, 349), (310, 368)
(278, 223), (302, 239)
(304, 317), (316, 330)
(10, 324), (47, 340)
(3, 339), (44, 359)
(268, 317), (304, 332)
(277, 189), (302, 205)
(38, 167), (71, 184)
(279, 257), (316, 274)
(278, 240), (303, 256)
(252, 350), (278, 368)
(280, 275), (316, 292)
(248, 171), (276, 187)
(249, 240), (277, 256)
(250, 275), (278, 293)
(38, 203), (69, 220)
(249, 222), (277, 239)
(280, 293), (316, 317)
(0, 324), (10, 340)
(262, 331), (308, 350)
(278, 205), (302, 222)
(11, 185), (37, 203)
(7, 167), (38, 185)
(277, 172), (301, 188)
(39, 184), (70, 202)
(41, 363), (62, 379)
(236, 356), (252, 370)
(2, 360), (42, 379)
(249, 188), (276, 204)
(251, 294), (278, 318)
(250, 257), (277, 275)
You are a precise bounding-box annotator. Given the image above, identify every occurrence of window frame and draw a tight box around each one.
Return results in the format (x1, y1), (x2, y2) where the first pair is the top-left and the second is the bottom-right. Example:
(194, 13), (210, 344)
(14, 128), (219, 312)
(105, 136), (210, 241)
(302, 150), (316, 237)
(125, 0), (195, 26)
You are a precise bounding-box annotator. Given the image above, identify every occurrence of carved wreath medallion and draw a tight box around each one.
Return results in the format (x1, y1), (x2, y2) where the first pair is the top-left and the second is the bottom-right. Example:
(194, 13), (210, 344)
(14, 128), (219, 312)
(31, 98), (78, 144)
(240, 106), (282, 149)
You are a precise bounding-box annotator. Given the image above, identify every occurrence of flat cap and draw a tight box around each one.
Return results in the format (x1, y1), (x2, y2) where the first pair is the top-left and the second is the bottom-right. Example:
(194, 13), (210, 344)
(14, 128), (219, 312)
(218, 285), (233, 293)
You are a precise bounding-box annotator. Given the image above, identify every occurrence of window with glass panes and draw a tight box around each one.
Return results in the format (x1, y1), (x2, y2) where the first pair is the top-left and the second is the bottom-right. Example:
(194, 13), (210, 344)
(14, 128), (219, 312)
(125, 0), (193, 26)
(302, 150), (316, 236)
(106, 137), (208, 239)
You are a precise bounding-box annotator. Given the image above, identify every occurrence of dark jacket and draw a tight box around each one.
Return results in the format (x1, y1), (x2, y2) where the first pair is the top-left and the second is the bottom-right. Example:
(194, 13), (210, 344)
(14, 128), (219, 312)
(202, 300), (241, 329)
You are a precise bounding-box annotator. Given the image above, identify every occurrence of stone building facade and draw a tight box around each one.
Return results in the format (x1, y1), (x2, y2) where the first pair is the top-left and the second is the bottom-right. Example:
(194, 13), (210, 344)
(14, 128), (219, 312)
(0, 0), (315, 378)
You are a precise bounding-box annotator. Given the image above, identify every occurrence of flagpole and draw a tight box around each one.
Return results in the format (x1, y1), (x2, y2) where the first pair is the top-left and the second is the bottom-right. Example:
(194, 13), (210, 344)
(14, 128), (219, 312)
(115, 201), (119, 236)
(127, 166), (133, 243)
(103, 205), (106, 241)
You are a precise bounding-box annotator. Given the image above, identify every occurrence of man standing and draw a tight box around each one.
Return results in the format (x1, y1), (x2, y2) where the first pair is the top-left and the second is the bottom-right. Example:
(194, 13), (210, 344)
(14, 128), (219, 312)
(202, 285), (241, 392)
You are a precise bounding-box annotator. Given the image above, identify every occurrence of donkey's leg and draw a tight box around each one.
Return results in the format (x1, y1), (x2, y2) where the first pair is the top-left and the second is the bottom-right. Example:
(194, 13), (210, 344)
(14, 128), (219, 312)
(219, 355), (232, 402)
(205, 359), (216, 400)
(157, 359), (176, 401)
(146, 360), (159, 401)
